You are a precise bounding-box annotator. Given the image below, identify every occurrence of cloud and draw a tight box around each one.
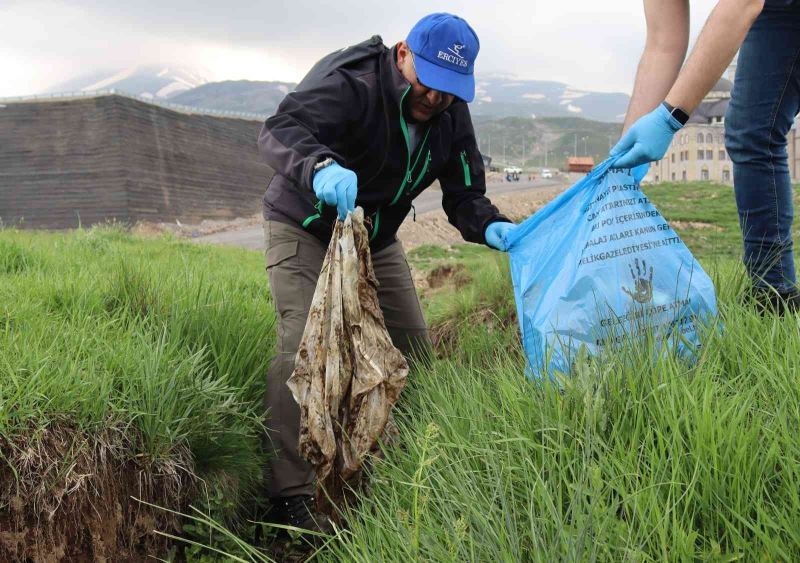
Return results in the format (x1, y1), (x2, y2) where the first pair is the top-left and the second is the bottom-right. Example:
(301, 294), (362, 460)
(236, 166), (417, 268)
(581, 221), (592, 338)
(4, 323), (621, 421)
(0, 0), (720, 97)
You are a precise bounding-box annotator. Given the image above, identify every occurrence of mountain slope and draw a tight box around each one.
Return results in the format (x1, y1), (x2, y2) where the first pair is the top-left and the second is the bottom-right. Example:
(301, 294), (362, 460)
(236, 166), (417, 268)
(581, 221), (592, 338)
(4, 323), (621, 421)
(43, 64), (629, 122)
(169, 75), (629, 122)
(472, 75), (629, 122)
(472, 115), (622, 169)
(47, 65), (208, 100)
(170, 80), (295, 115)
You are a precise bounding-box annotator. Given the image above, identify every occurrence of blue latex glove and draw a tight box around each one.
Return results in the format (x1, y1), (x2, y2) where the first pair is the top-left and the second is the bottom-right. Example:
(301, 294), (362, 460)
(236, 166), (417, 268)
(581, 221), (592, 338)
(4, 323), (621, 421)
(610, 104), (683, 169)
(485, 221), (517, 252)
(313, 162), (357, 220)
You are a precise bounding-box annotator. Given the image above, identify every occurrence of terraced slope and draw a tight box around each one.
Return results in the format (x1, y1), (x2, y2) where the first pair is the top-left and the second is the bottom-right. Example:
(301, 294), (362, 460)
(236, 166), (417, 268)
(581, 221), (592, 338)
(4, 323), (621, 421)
(0, 94), (272, 228)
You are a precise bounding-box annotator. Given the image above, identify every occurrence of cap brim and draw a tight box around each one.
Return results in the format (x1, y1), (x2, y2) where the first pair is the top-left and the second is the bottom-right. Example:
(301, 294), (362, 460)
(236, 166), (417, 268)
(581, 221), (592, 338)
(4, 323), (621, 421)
(412, 54), (475, 102)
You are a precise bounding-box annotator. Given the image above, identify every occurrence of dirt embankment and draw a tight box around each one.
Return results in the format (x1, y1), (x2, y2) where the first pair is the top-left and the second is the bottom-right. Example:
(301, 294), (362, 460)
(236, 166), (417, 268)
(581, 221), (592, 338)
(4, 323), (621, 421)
(397, 186), (563, 251)
(0, 424), (192, 562)
(133, 183), (566, 252)
(132, 214), (263, 239)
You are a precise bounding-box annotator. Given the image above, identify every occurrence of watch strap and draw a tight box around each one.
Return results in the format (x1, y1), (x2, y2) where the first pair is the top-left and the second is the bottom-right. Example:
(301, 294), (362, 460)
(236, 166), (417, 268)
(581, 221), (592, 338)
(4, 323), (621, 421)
(313, 157), (336, 172)
(662, 101), (689, 127)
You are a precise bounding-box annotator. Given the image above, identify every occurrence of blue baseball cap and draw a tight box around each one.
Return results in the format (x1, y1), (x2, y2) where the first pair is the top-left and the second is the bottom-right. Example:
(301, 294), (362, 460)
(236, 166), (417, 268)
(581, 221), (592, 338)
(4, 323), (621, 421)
(406, 13), (479, 102)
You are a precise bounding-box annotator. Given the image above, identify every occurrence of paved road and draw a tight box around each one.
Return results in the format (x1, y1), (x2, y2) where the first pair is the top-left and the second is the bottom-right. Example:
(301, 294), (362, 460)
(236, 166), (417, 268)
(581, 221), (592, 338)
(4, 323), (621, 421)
(412, 178), (563, 214)
(193, 178), (566, 251)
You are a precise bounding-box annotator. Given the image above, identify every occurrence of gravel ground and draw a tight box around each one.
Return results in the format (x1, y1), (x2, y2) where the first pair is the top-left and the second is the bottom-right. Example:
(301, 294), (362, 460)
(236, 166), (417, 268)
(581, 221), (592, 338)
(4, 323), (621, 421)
(134, 181), (569, 251)
(396, 185), (565, 251)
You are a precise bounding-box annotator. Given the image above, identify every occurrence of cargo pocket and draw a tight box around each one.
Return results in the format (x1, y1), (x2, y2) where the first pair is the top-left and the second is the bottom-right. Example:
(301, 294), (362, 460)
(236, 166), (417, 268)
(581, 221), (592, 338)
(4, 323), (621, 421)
(265, 240), (299, 270)
(265, 239), (303, 342)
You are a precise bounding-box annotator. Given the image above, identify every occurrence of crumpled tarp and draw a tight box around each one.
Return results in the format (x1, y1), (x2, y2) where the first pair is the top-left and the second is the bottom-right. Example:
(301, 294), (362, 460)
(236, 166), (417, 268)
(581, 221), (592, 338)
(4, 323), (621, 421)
(287, 207), (409, 508)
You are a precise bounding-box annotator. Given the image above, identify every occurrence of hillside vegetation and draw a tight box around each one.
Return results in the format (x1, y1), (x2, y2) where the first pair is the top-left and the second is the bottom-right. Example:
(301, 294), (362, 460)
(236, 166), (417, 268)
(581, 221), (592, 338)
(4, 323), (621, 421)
(472, 116), (621, 169)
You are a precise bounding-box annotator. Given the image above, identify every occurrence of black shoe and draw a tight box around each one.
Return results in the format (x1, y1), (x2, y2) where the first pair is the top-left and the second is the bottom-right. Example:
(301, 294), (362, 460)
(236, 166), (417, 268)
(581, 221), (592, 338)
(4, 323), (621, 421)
(265, 495), (335, 537)
(744, 286), (800, 316)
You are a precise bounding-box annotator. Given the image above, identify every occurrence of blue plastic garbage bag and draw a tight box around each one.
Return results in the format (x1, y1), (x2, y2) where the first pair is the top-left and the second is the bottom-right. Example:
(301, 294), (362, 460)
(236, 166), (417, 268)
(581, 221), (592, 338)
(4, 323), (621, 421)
(506, 158), (717, 378)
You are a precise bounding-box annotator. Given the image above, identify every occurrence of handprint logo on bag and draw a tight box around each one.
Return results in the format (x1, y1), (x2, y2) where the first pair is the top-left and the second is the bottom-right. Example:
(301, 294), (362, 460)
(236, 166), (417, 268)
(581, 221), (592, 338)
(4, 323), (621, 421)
(622, 258), (654, 303)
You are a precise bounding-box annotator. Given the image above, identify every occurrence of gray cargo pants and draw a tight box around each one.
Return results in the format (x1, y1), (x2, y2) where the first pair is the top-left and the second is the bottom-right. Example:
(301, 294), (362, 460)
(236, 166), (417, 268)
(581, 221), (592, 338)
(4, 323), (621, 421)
(262, 219), (431, 498)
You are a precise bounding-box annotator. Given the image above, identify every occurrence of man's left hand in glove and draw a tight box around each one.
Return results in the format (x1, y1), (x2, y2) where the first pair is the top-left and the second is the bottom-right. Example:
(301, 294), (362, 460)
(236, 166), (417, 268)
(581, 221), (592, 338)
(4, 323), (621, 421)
(485, 221), (517, 252)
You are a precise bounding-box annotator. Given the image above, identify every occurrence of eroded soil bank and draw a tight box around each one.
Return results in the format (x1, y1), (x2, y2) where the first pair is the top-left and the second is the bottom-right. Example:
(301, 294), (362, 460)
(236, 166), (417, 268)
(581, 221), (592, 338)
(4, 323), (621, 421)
(0, 424), (192, 562)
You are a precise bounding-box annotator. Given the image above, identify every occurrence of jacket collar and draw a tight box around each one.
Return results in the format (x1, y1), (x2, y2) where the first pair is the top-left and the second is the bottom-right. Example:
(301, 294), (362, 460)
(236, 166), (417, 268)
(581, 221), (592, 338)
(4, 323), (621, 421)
(380, 45), (466, 125)
(381, 46), (413, 111)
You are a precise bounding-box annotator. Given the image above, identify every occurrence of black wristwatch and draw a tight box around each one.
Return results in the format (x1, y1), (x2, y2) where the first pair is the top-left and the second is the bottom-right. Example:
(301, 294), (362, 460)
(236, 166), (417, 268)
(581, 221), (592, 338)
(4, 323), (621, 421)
(662, 101), (690, 126)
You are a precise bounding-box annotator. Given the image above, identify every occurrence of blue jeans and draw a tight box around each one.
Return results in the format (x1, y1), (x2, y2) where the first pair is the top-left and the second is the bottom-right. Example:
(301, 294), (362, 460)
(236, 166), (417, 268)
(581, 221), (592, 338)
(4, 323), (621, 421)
(725, 1), (800, 292)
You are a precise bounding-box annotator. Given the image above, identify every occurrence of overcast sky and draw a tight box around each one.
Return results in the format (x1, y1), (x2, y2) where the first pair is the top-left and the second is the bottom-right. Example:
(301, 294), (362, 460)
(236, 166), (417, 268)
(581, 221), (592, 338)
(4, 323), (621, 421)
(0, 0), (720, 98)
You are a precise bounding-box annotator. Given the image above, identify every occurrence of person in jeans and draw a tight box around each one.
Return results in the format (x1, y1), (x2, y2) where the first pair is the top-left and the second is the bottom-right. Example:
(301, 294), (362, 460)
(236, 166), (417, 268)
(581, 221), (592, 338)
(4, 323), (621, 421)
(257, 13), (515, 534)
(612, 0), (799, 313)
(726, 2), (800, 310)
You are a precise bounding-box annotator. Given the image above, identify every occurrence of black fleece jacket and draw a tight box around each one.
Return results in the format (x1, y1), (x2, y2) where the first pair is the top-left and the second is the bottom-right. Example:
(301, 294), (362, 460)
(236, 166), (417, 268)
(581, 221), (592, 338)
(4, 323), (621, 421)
(258, 39), (509, 251)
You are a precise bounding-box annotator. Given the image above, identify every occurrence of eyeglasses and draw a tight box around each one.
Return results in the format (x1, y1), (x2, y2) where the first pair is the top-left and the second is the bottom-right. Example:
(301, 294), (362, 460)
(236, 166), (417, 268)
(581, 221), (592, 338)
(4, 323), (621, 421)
(409, 52), (455, 101)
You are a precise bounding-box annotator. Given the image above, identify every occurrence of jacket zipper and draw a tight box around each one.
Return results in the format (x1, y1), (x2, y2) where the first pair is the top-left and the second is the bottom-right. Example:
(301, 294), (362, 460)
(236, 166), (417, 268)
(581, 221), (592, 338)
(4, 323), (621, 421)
(390, 127), (431, 205)
(460, 150), (472, 187)
(409, 150), (432, 194)
(366, 85), (431, 242)
(372, 147), (429, 240)
(302, 200), (324, 229)
(390, 87), (432, 206)
(310, 87), (432, 240)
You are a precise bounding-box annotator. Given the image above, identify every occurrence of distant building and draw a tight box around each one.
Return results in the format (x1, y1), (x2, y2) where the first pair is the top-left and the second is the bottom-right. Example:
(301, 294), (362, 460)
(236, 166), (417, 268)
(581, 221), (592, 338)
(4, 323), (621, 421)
(652, 77), (798, 184)
(725, 58), (737, 83)
(567, 156), (594, 173)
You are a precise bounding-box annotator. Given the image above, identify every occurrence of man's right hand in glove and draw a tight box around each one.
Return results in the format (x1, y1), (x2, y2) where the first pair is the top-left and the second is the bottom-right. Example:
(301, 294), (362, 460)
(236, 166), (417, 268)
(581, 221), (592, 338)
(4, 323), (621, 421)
(313, 162), (358, 220)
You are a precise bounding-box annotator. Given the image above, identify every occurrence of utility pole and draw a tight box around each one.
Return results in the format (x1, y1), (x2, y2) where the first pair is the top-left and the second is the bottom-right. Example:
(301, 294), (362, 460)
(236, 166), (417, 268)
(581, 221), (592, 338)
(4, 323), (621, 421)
(574, 133), (578, 158)
(582, 136), (588, 156)
(488, 135), (492, 159)
(544, 138), (548, 167)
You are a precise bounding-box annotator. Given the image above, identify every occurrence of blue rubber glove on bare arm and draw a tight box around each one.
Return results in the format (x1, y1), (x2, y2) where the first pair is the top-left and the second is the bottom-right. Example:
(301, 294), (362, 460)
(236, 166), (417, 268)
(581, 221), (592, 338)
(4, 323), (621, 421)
(610, 104), (684, 169)
(485, 221), (517, 252)
(313, 162), (357, 220)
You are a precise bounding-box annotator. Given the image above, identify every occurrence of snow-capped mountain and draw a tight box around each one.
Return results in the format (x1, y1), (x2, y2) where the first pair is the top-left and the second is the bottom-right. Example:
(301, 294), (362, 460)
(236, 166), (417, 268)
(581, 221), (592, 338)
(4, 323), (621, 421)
(46, 65), (208, 100)
(168, 74), (629, 123)
(471, 74), (629, 123)
(170, 80), (295, 115)
(44, 67), (629, 122)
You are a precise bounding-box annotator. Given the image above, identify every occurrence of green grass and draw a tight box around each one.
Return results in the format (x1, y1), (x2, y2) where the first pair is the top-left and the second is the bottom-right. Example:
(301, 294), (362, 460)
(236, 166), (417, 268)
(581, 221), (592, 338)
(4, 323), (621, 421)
(644, 181), (800, 258)
(163, 251), (800, 561)
(0, 224), (274, 520)
(3, 180), (800, 560)
(320, 258), (800, 562)
(314, 183), (800, 561)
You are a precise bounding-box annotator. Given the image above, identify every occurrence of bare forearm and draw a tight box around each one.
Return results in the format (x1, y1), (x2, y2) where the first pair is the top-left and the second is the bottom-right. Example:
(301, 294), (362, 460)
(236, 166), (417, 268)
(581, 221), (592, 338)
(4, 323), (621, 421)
(665, 0), (763, 113)
(623, 0), (689, 132)
(624, 47), (686, 131)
